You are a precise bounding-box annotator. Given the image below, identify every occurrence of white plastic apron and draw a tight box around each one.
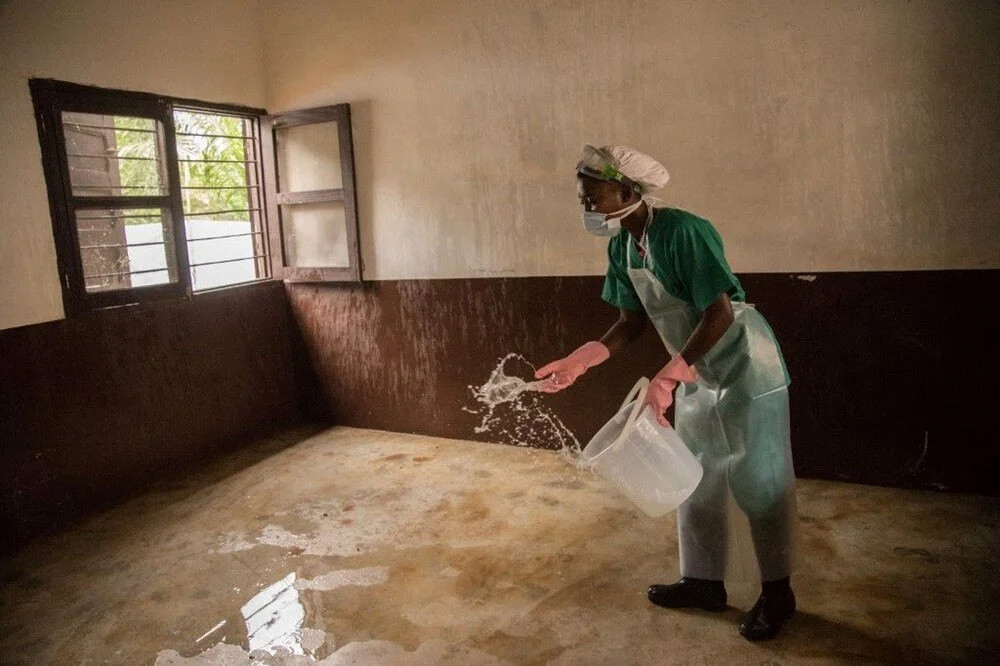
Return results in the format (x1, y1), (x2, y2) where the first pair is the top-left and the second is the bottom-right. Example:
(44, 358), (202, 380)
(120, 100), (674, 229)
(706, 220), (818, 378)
(624, 231), (799, 584)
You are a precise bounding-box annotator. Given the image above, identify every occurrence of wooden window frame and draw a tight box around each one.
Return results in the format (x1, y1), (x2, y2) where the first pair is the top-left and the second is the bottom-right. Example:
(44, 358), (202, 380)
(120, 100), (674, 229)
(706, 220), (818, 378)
(30, 79), (271, 315)
(260, 105), (362, 283)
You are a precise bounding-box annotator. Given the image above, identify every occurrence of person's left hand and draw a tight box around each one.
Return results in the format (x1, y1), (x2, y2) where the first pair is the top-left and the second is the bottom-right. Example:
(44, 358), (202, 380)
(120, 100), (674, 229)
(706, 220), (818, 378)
(643, 355), (698, 427)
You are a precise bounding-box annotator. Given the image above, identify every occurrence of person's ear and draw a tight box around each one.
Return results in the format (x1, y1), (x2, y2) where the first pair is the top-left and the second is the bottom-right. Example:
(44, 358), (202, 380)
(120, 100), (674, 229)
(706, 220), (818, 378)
(621, 183), (637, 203)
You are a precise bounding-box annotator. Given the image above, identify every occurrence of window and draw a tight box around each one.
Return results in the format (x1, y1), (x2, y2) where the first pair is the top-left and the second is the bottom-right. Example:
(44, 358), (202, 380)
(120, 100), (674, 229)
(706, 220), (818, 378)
(62, 112), (178, 295)
(261, 105), (361, 283)
(30, 80), (360, 315)
(174, 109), (267, 291)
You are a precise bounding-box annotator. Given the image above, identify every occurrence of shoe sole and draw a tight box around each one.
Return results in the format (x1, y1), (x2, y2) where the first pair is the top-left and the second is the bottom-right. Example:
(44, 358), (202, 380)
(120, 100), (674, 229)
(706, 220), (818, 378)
(738, 608), (795, 641)
(647, 596), (727, 613)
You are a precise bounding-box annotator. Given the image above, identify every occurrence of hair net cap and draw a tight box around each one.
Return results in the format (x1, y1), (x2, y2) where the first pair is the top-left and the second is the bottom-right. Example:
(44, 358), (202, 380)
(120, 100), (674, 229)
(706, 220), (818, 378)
(577, 144), (670, 193)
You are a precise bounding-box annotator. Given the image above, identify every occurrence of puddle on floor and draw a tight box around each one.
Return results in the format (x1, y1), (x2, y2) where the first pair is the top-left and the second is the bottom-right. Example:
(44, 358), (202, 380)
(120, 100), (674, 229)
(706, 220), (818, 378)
(155, 563), (520, 665)
(156, 638), (511, 665)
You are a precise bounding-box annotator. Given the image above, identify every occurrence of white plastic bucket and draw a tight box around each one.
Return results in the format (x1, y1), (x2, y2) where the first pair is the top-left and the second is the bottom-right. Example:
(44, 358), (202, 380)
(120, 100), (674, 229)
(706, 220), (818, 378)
(580, 378), (703, 518)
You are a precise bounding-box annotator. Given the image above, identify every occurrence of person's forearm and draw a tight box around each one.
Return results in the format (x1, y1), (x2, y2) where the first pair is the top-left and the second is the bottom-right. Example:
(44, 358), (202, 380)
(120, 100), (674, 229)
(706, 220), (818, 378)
(600, 311), (648, 356)
(680, 293), (734, 365)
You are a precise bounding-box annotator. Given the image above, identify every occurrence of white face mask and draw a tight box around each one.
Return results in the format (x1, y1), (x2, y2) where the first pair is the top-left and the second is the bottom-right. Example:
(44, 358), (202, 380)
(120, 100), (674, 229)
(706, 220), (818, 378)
(582, 199), (644, 236)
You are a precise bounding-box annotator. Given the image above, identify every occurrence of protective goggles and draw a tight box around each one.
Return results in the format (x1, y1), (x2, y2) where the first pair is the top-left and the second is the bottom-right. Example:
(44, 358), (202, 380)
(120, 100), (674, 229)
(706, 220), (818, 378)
(575, 144), (643, 193)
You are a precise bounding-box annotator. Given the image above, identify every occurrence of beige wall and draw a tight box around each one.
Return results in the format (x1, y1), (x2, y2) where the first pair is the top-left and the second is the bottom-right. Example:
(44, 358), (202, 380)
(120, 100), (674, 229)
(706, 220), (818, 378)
(0, 0), (265, 330)
(262, 0), (1000, 280)
(3, 1), (998, 329)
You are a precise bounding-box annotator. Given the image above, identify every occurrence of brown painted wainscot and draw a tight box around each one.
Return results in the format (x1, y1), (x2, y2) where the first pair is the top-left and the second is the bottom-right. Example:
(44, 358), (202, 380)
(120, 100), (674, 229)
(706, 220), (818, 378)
(0, 281), (314, 553)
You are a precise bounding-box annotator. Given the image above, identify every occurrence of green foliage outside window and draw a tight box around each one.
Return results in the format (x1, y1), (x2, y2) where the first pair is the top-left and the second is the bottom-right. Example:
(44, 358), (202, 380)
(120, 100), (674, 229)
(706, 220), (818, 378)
(114, 112), (253, 223)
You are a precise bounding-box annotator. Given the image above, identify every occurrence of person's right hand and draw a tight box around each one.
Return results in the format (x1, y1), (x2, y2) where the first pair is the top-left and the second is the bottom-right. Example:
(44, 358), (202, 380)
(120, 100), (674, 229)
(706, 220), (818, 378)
(534, 341), (610, 393)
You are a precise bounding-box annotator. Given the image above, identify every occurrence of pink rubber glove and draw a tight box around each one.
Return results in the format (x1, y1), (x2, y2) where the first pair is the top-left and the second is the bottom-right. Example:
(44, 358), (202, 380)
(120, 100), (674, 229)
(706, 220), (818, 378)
(534, 341), (611, 393)
(644, 355), (699, 427)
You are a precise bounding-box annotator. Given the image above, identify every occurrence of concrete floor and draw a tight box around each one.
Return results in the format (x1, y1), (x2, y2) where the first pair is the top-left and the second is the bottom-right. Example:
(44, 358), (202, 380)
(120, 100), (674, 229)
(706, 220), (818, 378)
(1, 426), (997, 665)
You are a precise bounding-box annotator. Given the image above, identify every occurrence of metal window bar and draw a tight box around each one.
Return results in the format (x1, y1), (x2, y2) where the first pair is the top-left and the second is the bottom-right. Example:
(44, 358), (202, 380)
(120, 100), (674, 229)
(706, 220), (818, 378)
(77, 212), (167, 219)
(74, 193), (167, 200)
(189, 254), (266, 269)
(76, 229), (162, 235)
(76, 233), (163, 238)
(63, 123), (158, 134)
(73, 188), (165, 195)
(66, 154), (159, 160)
(175, 131), (256, 140)
(246, 117), (269, 280)
(180, 185), (260, 190)
(177, 158), (258, 164)
(74, 185), (164, 190)
(86, 266), (172, 280)
(184, 208), (261, 217)
(186, 231), (264, 242)
(74, 191), (167, 199)
(80, 241), (167, 250)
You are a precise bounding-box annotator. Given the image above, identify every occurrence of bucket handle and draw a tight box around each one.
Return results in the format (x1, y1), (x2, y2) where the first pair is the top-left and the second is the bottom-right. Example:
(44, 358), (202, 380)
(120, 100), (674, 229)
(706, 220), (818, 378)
(585, 377), (650, 466)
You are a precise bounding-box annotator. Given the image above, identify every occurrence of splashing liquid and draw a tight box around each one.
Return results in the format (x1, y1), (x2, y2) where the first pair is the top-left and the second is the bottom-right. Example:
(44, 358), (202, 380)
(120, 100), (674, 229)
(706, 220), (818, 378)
(465, 353), (582, 458)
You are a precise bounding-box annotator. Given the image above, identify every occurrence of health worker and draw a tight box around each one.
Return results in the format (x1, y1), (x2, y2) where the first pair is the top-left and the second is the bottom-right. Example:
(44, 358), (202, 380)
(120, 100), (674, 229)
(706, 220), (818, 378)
(536, 144), (800, 641)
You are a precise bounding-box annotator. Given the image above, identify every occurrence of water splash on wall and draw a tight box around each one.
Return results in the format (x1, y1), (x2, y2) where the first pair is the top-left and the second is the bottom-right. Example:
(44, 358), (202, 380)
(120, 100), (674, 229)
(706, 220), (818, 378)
(465, 353), (581, 457)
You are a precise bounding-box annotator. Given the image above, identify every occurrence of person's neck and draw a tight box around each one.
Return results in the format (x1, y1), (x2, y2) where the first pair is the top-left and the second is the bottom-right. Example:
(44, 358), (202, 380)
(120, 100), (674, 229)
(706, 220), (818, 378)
(621, 200), (649, 239)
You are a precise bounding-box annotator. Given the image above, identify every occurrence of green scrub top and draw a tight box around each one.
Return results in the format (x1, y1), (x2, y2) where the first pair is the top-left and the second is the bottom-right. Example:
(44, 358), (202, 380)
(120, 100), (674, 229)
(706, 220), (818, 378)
(601, 207), (746, 313)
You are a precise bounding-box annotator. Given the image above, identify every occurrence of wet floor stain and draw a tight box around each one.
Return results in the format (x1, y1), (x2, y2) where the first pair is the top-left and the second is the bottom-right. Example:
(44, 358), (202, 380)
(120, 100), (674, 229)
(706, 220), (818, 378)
(2, 426), (998, 664)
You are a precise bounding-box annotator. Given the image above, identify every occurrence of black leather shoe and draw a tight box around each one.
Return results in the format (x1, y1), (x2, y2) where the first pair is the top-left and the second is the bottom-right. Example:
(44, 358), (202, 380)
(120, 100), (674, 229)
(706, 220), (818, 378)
(647, 578), (727, 612)
(738, 588), (796, 640)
